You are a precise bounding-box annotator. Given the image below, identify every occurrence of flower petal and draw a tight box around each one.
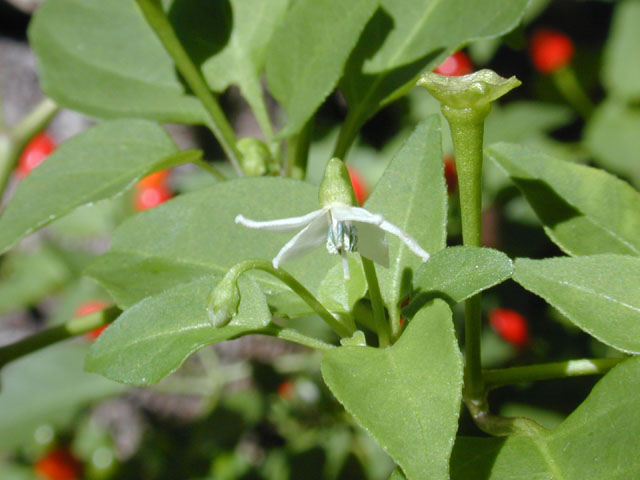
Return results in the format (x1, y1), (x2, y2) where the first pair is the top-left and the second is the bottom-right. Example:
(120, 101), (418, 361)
(236, 208), (327, 233)
(378, 220), (430, 262)
(330, 206), (384, 225)
(272, 215), (329, 268)
(354, 222), (389, 268)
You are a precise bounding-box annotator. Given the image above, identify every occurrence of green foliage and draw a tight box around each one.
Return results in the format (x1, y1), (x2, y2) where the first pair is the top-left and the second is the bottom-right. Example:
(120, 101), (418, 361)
(451, 358), (640, 479)
(85, 276), (270, 384)
(28, 0), (206, 123)
(487, 142), (640, 256)
(0, 120), (197, 255)
(514, 255), (640, 354)
(322, 300), (463, 480)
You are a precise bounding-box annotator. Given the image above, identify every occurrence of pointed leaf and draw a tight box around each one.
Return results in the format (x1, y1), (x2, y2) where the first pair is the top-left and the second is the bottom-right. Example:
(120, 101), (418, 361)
(86, 178), (334, 309)
(339, 0), (529, 143)
(487, 142), (640, 256)
(364, 116), (447, 321)
(404, 246), (513, 317)
(265, 0), (378, 136)
(451, 357), (640, 479)
(513, 255), (640, 354)
(0, 119), (198, 254)
(85, 275), (269, 385)
(322, 300), (463, 480)
(28, 0), (206, 123)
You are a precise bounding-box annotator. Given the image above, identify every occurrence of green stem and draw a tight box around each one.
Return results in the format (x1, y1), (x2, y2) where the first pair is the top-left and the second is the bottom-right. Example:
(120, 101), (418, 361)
(194, 159), (227, 181)
(361, 256), (389, 347)
(332, 112), (360, 160)
(552, 66), (594, 119)
(262, 325), (335, 351)
(484, 358), (625, 389)
(135, 0), (242, 176)
(0, 98), (59, 197)
(288, 117), (314, 180)
(442, 104), (490, 401)
(0, 307), (120, 368)
(223, 259), (354, 338)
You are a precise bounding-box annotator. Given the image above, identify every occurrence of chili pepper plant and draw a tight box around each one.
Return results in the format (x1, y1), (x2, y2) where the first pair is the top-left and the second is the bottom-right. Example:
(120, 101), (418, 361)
(0, 0), (639, 478)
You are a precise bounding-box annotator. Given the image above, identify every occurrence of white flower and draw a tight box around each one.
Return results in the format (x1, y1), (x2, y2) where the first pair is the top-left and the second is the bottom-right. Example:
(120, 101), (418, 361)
(235, 203), (430, 279)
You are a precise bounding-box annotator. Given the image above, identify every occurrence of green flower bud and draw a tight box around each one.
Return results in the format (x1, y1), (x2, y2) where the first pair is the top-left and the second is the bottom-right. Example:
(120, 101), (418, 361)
(340, 330), (367, 346)
(417, 69), (521, 112)
(318, 158), (357, 207)
(237, 137), (274, 177)
(207, 270), (241, 328)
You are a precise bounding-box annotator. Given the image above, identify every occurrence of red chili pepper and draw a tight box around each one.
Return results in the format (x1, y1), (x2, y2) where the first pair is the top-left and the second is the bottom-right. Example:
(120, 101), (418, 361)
(34, 447), (82, 480)
(76, 300), (110, 340)
(277, 380), (296, 401)
(348, 166), (368, 206)
(134, 184), (173, 211)
(443, 156), (458, 193)
(489, 308), (530, 348)
(530, 29), (574, 74)
(434, 51), (473, 77)
(16, 132), (56, 179)
(137, 169), (171, 189)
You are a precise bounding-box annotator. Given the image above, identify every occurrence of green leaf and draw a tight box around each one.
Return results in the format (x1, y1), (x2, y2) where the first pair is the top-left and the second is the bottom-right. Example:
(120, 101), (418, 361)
(404, 246), (513, 317)
(451, 357), (640, 479)
(601, 0), (640, 100)
(337, 0), (529, 152)
(200, 0), (289, 136)
(0, 119), (197, 255)
(513, 255), (640, 354)
(28, 0), (206, 123)
(584, 100), (640, 189)
(388, 468), (406, 480)
(487, 142), (640, 256)
(364, 116), (447, 322)
(87, 178), (334, 309)
(0, 248), (71, 315)
(322, 300), (463, 480)
(0, 342), (125, 449)
(85, 275), (270, 385)
(265, 0), (378, 136)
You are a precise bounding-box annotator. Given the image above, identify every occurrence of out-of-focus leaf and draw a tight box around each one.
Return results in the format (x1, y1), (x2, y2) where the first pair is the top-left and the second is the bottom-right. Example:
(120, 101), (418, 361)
(0, 120), (198, 254)
(0, 343), (125, 449)
(28, 0), (206, 123)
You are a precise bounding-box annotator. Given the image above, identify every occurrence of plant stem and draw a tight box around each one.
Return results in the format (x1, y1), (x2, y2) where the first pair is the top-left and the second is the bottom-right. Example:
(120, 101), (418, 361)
(0, 306), (120, 369)
(288, 117), (314, 180)
(332, 112), (360, 160)
(262, 325), (335, 351)
(361, 256), (389, 347)
(552, 66), (594, 119)
(484, 358), (626, 388)
(223, 259), (354, 338)
(0, 98), (59, 198)
(442, 104), (491, 401)
(135, 0), (243, 176)
(194, 159), (227, 181)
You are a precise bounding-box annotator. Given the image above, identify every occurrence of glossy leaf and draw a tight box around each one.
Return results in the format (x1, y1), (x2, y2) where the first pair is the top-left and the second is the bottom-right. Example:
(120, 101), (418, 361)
(364, 116), (447, 322)
(0, 119), (197, 255)
(514, 255), (640, 353)
(201, 0), (289, 134)
(322, 300), (463, 480)
(338, 0), (529, 149)
(404, 246), (513, 318)
(602, 0), (640, 100)
(585, 100), (640, 188)
(28, 0), (206, 123)
(86, 178), (334, 309)
(0, 343), (125, 449)
(487, 142), (640, 256)
(451, 357), (640, 479)
(265, 0), (378, 136)
(85, 275), (270, 384)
